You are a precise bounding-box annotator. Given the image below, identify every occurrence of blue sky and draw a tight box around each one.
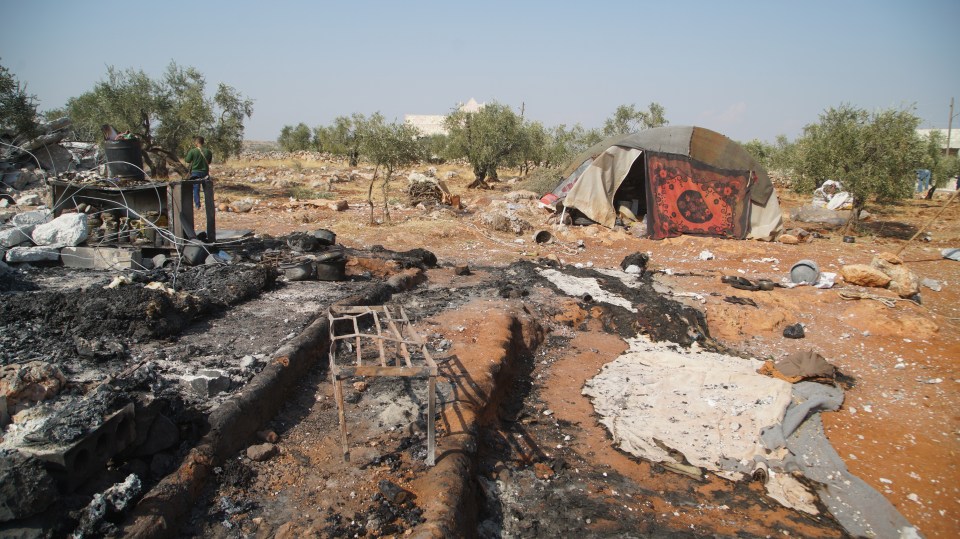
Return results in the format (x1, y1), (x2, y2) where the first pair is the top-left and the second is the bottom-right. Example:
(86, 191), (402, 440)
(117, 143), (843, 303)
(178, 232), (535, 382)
(3, 1), (958, 143)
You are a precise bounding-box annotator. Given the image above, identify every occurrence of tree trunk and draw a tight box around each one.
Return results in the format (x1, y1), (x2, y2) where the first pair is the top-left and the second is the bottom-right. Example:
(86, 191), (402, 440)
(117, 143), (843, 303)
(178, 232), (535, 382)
(381, 171), (392, 224)
(467, 164), (489, 189)
(349, 150), (359, 167)
(367, 165), (380, 225)
(844, 197), (865, 234)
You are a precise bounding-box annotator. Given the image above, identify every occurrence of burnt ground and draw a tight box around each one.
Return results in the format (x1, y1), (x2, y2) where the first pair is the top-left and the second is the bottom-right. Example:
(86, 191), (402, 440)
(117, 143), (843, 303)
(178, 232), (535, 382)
(179, 261), (849, 539)
(1, 155), (957, 538)
(0, 239), (393, 537)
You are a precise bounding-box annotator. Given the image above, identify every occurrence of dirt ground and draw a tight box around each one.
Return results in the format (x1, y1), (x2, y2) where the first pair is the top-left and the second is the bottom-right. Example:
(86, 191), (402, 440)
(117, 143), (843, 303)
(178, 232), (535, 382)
(188, 154), (959, 538)
(2, 152), (958, 538)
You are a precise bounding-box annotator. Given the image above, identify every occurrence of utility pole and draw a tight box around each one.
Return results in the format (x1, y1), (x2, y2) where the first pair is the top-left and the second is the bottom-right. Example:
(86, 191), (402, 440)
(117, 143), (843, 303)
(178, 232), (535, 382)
(947, 97), (955, 157)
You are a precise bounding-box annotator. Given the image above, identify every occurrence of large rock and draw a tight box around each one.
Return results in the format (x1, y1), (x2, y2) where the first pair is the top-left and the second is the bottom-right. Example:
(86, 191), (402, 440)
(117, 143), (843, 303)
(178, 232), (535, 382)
(840, 264), (891, 288)
(10, 209), (51, 228)
(0, 450), (58, 522)
(0, 227), (32, 248)
(871, 255), (920, 298)
(31, 213), (88, 247)
(791, 204), (847, 228)
(4, 246), (60, 263)
(0, 361), (68, 420)
(34, 144), (74, 174)
(15, 194), (43, 207)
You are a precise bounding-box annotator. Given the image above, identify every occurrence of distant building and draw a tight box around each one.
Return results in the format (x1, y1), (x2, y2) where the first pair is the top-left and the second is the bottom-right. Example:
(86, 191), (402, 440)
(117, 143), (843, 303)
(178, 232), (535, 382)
(916, 128), (960, 156)
(404, 98), (485, 137)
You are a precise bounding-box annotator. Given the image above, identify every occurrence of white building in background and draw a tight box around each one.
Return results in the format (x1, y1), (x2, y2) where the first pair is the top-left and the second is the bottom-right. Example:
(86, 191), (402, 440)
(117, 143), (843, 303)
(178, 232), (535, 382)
(404, 98), (485, 137)
(916, 128), (960, 156)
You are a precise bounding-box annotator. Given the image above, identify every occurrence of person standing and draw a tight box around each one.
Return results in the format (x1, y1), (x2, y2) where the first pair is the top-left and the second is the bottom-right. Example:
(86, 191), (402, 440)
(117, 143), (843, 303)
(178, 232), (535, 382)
(916, 169), (931, 195)
(184, 136), (213, 209)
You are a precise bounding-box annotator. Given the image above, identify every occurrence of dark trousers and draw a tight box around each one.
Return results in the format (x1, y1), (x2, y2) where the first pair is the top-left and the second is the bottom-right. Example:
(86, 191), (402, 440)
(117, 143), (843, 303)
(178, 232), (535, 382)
(191, 172), (208, 208)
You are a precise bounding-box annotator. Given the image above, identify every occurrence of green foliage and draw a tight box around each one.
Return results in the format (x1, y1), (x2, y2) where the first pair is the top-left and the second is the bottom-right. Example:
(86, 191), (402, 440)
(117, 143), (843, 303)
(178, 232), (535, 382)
(278, 122), (313, 152)
(313, 113), (370, 165)
(793, 104), (924, 227)
(416, 133), (449, 163)
(64, 62), (252, 177)
(919, 130), (960, 188)
(739, 136), (796, 172)
(516, 166), (563, 195)
(0, 61), (39, 138)
(602, 103), (668, 137)
(360, 114), (423, 223)
(289, 184), (332, 200)
(444, 101), (523, 186)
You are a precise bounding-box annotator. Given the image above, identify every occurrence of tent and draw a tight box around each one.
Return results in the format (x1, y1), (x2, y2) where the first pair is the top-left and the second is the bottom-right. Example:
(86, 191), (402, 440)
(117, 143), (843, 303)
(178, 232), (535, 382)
(543, 126), (783, 241)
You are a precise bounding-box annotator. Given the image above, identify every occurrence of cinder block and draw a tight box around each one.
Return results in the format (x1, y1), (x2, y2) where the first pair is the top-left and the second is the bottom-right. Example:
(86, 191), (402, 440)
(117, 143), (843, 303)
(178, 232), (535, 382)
(61, 246), (143, 270)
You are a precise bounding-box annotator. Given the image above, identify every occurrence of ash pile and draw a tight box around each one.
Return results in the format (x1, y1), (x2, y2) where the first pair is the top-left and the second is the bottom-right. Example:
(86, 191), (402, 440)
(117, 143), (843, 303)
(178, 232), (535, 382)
(0, 225), (432, 537)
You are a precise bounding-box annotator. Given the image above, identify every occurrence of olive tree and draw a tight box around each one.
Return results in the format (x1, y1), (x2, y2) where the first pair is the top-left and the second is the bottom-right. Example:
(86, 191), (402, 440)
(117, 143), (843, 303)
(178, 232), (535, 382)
(919, 130), (960, 194)
(0, 61), (39, 140)
(602, 102), (668, 137)
(360, 113), (422, 224)
(278, 122), (313, 152)
(444, 101), (523, 188)
(792, 104), (924, 229)
(314, 113), (369, 165)
(64, 62), (252, 177)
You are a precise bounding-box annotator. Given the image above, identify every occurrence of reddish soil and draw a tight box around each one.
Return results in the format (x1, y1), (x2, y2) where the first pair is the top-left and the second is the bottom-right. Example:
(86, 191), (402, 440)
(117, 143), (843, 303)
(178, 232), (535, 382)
(192, 159), (959, 537)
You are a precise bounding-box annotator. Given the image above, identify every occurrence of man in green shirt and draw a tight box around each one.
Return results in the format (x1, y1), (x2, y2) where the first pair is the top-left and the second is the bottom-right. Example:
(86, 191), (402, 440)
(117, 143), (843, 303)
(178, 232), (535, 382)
(184, 136), (213, 209)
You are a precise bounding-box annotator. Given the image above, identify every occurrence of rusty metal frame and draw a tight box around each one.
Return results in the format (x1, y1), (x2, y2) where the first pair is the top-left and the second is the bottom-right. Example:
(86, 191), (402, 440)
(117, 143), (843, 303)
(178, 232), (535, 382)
(328, 305), (437, 465)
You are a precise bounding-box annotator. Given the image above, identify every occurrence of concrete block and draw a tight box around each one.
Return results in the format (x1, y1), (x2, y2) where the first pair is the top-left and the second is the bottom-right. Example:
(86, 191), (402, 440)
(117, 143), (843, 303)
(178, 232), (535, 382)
(5, 246), (60, 263)
(61, 247), (143, 270)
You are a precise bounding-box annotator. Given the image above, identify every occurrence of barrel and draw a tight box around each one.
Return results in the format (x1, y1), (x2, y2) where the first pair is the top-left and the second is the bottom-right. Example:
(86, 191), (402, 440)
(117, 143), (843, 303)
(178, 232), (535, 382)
(103, 139), (145, 180)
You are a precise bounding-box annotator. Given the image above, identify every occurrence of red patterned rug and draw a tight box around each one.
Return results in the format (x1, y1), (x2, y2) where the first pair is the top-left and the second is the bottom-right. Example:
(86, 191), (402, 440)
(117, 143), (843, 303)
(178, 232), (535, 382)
(645, 151), (752, 240)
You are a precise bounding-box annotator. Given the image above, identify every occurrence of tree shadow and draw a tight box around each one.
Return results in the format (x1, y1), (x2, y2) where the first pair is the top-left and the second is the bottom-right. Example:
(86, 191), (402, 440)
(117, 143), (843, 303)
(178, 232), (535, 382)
(858, 220), (918, 240)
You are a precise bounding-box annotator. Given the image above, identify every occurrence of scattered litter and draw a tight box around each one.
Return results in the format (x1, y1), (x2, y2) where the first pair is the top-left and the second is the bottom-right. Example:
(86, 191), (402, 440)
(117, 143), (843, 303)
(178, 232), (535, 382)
(942, 248), (960, 261)
(698, 250), (714, 261)
(103, 274), (133, 289)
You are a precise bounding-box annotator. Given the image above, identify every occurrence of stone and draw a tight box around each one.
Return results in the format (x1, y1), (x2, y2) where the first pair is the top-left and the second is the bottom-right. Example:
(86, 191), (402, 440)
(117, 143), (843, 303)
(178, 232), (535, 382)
(152, 254), (168, 268)
(246, 443), (278, 462)
(0, 260), (10, 278)
(5, 246), (60, 263)
(534, 462), (555, 479)
(15, 194), (42, 207)
(183, 369), (231, 397)
(239, 355), (257, 370)
(34, 144), (74, 174)
(32, 213), (87, 246)
(777, 234), (800, 245)
(230, 198), (256, 213)
(840, 264), (891, 288)
(10, 209), (50, 228)
(60, 246), (143, 269)
(329, 199), (349, 211)
(871, 256), (920, 298)
(0, 361), (67, 418)
(0, 450), (58, 522)
(0, 227), (31, 248)
(875, 252), (903, 265)
(453, 264), (471, 276)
